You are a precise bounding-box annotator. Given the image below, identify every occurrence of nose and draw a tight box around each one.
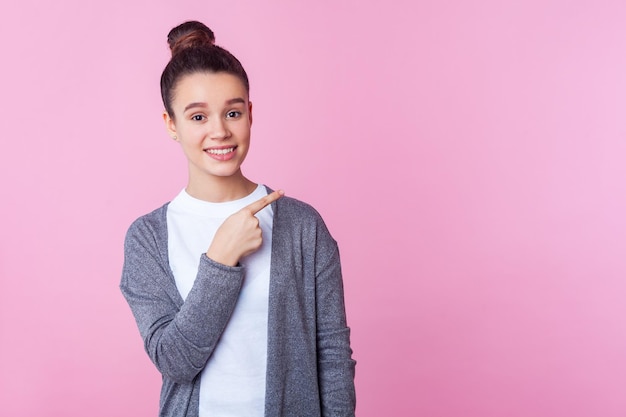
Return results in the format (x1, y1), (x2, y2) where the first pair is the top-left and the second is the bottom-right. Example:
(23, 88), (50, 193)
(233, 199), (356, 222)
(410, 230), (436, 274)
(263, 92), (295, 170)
(208, 116), (229, 140)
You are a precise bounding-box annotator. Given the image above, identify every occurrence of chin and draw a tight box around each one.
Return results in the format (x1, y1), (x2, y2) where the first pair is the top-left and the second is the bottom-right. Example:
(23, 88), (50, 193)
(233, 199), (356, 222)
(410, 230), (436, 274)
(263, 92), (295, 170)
(206, 166), (242, 178)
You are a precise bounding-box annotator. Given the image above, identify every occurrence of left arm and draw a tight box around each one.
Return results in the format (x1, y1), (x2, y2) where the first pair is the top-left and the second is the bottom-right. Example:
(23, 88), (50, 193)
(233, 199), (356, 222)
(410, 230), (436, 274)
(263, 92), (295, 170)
(315, 230), (357, 416)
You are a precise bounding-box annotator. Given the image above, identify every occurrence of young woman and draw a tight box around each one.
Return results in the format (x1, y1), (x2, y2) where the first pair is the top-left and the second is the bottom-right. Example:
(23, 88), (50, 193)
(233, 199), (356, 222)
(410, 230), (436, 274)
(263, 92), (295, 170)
(120, 21), (356, 417)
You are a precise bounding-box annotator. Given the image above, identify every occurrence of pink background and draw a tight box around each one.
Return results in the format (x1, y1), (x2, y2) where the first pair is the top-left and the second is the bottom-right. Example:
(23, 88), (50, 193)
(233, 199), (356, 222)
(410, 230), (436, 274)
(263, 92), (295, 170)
(1, 1), (626, 416)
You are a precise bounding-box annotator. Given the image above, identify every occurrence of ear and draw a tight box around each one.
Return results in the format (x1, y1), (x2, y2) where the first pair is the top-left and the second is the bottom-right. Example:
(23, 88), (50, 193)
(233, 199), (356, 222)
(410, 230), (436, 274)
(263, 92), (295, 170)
(248, 101), (253, 127)
(163, 111), (179, 141)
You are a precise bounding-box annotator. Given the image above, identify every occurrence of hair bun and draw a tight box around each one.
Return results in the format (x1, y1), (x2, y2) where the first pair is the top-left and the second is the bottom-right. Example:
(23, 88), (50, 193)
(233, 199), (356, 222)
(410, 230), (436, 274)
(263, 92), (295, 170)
(167, 21), (215, 56)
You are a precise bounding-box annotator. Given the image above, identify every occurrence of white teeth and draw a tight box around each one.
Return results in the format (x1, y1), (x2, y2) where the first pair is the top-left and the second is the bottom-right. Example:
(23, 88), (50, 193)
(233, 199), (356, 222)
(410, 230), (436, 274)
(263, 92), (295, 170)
(207, 147), (234, 155)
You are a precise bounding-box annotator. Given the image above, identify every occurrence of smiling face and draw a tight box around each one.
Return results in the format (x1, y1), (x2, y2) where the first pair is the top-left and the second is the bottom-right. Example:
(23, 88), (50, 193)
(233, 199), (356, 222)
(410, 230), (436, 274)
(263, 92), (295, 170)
(164, 71), (253, 193)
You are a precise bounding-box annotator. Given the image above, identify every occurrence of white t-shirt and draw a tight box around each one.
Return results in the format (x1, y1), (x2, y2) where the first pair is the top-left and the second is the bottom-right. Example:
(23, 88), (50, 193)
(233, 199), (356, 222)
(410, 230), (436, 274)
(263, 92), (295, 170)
(166, 184), (272, 417)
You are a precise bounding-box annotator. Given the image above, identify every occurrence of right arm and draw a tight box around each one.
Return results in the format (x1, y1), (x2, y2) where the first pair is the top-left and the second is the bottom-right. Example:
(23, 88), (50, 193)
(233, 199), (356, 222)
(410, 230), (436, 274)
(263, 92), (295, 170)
(120, 218), (244, 383)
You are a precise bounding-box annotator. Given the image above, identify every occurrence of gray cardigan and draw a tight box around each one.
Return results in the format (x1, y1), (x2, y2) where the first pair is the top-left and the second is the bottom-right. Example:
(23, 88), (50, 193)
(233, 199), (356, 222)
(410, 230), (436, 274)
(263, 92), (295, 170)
(120, 192), (356, 417)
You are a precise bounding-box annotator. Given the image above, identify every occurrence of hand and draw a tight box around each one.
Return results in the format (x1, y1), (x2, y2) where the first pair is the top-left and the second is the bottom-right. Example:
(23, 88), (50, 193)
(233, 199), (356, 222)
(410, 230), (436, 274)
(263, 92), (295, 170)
(206, 190), (284, 266)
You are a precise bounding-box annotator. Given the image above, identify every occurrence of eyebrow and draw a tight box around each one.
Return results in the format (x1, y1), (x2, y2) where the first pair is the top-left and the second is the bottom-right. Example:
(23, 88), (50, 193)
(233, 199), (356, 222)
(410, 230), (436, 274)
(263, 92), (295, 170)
(183, 102), (207, 112)
(183, 98), (246, 112)
(226, 98), (246, 105)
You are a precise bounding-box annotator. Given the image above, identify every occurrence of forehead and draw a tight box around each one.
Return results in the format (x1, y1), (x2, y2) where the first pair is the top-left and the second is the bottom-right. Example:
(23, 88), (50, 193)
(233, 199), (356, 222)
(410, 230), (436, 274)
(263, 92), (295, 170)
(172, 72), (248, 108)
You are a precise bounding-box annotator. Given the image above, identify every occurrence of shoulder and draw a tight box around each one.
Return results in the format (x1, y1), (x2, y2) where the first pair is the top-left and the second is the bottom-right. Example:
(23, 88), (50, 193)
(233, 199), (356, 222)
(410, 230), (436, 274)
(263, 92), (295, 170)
(268, 189), (337, 247)
(276, 195), (321, 218)
(272, 193), (327, 228)
(124, 203), (169, 246)
(270, 192), (340, 270)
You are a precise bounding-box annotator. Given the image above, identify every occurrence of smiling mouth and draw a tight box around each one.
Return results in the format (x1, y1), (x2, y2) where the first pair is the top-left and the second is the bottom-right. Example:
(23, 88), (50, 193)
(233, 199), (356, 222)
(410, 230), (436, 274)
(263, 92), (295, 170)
(205, 146), (236, 155)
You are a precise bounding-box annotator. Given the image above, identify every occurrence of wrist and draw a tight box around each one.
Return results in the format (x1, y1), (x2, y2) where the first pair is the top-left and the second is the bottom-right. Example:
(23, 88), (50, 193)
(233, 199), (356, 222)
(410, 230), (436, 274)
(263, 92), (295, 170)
(206, 248), (238, 267)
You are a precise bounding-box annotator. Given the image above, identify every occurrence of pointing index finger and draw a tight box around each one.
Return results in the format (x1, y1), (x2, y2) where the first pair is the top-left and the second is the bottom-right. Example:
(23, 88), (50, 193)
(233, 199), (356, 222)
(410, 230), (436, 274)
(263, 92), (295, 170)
(245, 190), (284, 215)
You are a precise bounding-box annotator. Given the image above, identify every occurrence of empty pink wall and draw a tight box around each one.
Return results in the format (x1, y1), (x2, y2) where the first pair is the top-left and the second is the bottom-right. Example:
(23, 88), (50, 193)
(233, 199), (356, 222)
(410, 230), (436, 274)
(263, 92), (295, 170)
(1, 1), (625, 416)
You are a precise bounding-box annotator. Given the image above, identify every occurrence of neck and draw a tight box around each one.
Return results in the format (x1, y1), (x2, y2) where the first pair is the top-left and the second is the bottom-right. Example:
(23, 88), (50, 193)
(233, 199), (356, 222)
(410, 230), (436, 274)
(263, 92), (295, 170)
(186, 170), (257, 202)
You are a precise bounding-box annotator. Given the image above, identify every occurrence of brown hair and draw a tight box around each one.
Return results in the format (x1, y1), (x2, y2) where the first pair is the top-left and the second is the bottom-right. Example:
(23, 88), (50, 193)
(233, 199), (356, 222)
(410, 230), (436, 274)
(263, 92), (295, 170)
(160, 21), (250, 118)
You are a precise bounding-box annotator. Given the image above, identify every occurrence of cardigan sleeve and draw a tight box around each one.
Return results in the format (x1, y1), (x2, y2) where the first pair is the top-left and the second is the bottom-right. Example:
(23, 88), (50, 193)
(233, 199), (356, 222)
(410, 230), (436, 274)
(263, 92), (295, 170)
(120, 215), (244, 384)
(314, 222), (357, 416)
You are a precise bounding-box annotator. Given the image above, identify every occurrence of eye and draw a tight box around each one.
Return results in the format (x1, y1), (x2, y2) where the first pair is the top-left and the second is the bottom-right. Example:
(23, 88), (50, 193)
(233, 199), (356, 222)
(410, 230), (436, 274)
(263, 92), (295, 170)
(226, 111), (242, 119)
(191, 114), (205, 122)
